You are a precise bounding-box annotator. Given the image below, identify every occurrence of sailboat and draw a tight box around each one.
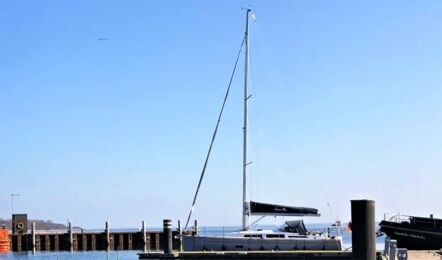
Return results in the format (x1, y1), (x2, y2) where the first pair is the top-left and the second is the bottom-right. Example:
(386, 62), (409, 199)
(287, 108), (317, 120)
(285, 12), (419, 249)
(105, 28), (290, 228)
(182, 9), (343, 251)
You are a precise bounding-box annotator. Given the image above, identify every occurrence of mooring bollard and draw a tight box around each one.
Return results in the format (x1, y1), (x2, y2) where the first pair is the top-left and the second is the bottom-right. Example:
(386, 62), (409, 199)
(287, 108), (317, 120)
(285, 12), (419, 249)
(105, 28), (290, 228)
(389, 239), (398, 260)
(351, 200), (376, 260)
(397, 248), (407, 260)
(163, 219), (172, 254)
(384, 237), (390, 256)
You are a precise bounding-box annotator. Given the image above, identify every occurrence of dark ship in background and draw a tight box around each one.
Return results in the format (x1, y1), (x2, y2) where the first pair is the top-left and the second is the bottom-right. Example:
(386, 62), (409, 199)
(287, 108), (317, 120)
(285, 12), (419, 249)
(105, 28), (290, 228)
(379, 214), (442, 250)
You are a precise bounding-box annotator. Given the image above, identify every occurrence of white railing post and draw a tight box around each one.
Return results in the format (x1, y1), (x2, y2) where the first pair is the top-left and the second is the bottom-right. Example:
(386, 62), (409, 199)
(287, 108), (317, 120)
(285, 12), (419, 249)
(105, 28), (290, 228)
(389, 239), (398, 260)
(384, 237), (390, 256)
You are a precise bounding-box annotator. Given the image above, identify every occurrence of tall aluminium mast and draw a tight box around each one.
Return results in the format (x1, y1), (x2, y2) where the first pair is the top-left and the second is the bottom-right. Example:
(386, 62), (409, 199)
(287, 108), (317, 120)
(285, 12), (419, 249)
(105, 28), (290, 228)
(242, 8), (251, 230)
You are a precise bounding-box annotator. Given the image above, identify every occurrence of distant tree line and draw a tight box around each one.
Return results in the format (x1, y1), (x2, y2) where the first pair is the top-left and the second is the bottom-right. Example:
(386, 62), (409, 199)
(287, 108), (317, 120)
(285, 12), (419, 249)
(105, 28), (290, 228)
(0, 218), (68, 231)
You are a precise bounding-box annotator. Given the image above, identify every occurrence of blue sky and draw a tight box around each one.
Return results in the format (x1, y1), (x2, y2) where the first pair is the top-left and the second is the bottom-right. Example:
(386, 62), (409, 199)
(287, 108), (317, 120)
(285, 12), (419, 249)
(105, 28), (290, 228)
(1, 1), (442, 228)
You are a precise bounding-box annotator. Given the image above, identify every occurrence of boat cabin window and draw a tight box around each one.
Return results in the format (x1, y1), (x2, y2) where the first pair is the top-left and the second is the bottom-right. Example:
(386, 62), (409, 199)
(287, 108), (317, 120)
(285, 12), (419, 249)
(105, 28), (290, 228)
(288, 235), (308, 238)
(244, 234), (263, 238)
(266, 234), (284, 238)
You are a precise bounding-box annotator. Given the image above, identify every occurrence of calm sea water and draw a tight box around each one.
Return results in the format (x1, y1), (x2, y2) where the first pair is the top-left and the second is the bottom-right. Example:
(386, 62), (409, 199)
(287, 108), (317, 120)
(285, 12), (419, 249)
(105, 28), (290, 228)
(0, 224), (385, 259)
(0, 251), (139, 260)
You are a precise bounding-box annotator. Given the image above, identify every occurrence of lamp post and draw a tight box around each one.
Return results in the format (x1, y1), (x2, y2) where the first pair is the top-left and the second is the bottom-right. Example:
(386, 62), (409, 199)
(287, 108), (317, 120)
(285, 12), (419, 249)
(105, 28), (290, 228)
(11, 193), (20, 215)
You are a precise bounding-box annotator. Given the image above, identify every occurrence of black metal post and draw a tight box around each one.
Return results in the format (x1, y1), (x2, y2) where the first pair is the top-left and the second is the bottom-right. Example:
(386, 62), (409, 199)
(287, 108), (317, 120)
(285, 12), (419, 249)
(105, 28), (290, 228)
(351, 200), (376, 260)
(163, 219), (172, 254)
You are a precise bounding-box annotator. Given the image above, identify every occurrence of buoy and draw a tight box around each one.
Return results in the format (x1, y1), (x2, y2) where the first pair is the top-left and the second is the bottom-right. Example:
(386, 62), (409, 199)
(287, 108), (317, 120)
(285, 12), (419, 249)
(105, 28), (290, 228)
(0, 225), (10, 252)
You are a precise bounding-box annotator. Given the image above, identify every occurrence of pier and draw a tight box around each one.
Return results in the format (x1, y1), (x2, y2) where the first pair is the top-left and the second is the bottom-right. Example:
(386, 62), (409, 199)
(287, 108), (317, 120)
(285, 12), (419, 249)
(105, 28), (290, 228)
(8, 221), (180, 252)
(138, 250), (358, 259)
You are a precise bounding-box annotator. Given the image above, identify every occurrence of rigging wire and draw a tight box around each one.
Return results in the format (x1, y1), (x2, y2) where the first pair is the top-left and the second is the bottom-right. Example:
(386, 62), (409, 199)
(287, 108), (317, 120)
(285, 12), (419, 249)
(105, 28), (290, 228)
(254, 20), (298, 205)
(327, 202), (336, 220)
(184, 38), (245, 231)
(254, 21), (285, 95)
(248, 37), (259, 205)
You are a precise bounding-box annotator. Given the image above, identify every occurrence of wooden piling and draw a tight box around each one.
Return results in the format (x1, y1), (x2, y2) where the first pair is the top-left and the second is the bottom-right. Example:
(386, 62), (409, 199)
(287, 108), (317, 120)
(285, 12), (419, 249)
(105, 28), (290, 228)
(105, 221), (110, 251)
(31, 222), (36, 253)
(16, 234), (22, 252)
(155, 233), (160, 251)
(45, 235), (50, 251)
(74, 234), (79, 251)
(142, 221), (147, 252)
(35, 234), (41, 252)
(110, 234), (114, 250)
(194, 220), (199, 235)
(68, 222), (73, 252)
(118, 234), (124, 250)
(91, 234), (96, 250)
(54, 235), (59, 251)
(82, 234), (87, 251)
(178, 220), (182, 252)
(128, 233), (133, 250)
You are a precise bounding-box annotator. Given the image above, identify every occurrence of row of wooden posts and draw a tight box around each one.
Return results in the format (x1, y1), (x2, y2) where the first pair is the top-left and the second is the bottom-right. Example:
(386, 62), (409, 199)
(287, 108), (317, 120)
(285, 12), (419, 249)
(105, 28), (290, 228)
(10, 219), (199, 252)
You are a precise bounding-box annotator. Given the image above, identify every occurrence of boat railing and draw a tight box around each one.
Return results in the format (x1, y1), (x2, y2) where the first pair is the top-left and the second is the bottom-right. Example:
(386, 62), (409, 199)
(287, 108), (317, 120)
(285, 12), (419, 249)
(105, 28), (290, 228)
(410, 216), (441, 227)
(384, 213), (442, 227)
(196, 224), (343, 238)
(383, 213), (410, 223)
(198, 226), (242, 238)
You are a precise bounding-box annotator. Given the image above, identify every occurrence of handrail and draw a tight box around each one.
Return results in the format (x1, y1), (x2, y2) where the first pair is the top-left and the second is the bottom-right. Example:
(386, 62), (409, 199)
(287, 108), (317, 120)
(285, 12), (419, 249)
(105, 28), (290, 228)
(384, 213), (442, 226)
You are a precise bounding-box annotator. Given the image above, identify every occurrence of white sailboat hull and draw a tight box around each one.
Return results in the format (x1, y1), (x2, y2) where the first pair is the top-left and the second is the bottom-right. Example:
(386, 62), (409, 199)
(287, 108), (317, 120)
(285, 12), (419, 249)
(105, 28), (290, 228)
(183, 235), (343, 251)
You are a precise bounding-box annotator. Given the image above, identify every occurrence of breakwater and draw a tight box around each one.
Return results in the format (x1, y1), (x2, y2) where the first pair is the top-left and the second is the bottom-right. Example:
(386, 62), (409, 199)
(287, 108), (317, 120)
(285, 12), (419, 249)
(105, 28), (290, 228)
(9, 221), (181, 252)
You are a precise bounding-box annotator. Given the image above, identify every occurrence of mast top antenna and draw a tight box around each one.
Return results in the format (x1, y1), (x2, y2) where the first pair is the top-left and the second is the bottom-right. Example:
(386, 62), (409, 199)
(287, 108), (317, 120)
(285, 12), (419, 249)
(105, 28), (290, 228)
(242, 8), (256, 22)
